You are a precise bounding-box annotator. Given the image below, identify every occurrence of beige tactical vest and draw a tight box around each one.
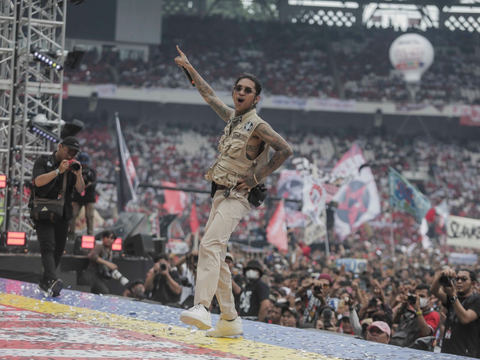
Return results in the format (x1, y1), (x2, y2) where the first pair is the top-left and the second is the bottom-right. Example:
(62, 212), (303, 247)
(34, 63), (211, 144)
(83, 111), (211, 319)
(205, 109), (270, 189)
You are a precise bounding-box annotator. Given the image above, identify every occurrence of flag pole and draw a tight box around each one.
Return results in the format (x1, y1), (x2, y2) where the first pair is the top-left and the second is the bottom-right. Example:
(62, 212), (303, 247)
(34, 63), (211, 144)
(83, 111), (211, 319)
(325, 208), (330, 258)
(390, 207), (395, 259)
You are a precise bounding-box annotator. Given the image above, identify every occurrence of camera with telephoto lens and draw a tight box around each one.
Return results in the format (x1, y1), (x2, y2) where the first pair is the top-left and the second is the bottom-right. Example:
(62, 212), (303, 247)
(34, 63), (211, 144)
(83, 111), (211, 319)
(439, 275), (455, 287)
(323, 308), (333, 328)
(111, 269), (129, 286)
(160, 263), (167, 271)
(408, 294), (417, 305)
(67, 159), (81, 171)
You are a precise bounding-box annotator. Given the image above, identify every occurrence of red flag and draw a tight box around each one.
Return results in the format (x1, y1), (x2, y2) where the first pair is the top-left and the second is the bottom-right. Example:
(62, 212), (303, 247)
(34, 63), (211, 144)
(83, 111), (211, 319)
(190, 203), (200, 233)
(162, 182), (187, 214)
(267, 200), (288, 252)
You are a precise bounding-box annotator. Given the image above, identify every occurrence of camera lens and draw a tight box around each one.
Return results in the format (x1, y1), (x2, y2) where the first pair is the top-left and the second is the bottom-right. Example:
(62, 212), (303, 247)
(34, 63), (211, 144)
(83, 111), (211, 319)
(439, 275), (452, 287)
(70, 162), (81, 171)
(160, 264), (167, 271)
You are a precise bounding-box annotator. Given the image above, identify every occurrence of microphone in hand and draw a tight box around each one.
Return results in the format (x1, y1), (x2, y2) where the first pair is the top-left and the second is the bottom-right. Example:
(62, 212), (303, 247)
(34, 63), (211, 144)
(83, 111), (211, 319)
(180, 66), (195, 87)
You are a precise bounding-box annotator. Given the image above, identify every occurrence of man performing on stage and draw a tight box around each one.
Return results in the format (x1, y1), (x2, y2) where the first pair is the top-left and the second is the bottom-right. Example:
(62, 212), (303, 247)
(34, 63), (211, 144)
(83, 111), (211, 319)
(175, 46), (292, 337)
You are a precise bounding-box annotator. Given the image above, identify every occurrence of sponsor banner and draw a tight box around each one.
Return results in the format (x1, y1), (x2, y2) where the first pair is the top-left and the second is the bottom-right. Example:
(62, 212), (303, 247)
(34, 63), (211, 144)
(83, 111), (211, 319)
(448, 252), (478, 265)
(269, 97), (356, 112)
(389, 167), (431, 223)
(96, 84), (117, 98)
(306, 98), (357, 112)
(452, 105), (480, 126)
(267, 200), (288, 252)
(333, 145), (381, 240)
(395, 103), (428, 112)
(336, 258), (368, 274)
(276, 170), (306, 228)
(271, 96), (307, 110)
(447, 215), (480, 249)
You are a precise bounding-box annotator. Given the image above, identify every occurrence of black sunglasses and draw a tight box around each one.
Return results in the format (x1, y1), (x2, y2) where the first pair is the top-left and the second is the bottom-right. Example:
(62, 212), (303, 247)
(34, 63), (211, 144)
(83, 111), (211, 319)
(456, 276), (470, 282)
(233, 85), (256, 95)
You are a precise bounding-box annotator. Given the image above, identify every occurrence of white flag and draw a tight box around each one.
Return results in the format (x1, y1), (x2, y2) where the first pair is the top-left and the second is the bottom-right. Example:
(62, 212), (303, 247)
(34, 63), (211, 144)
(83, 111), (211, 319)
(302, 174), (326, 225)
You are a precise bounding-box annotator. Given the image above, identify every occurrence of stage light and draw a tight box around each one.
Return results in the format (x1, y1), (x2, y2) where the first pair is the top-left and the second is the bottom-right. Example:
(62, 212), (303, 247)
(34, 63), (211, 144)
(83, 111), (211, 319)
(28, 119), (60, 143)
(0, 175), (6, 188)
(112, 238), (123, 251)
(31, 49), (63, 71)
(81, 235), (95, 249)
(7, 232), (26, 246)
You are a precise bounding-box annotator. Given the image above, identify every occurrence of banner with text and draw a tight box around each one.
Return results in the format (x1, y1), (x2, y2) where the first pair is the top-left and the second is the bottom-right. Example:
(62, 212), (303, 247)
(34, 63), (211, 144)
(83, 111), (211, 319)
(336, 258), (368, 273)
(448, 252), (478, 265)
(447, 215), (480, 249)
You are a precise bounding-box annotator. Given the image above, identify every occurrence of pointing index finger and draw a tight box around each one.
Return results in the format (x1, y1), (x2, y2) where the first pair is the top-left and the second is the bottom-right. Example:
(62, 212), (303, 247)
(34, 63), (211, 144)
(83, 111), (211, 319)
(176, 45), (184, 56)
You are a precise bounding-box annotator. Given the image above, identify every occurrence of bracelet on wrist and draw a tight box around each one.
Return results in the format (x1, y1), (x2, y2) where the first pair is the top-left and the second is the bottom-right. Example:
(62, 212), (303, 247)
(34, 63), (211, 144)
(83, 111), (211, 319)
(416, 310), (423, 315)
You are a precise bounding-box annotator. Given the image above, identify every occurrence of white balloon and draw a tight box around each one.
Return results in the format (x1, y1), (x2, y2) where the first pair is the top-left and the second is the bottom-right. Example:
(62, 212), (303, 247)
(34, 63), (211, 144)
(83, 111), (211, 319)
(389, 33), (434, 83)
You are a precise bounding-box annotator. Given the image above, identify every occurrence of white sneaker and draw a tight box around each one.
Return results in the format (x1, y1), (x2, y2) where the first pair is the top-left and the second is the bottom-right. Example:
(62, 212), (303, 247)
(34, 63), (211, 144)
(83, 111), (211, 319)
(180, 304), (212, 330)
(206, 316), (243, 338)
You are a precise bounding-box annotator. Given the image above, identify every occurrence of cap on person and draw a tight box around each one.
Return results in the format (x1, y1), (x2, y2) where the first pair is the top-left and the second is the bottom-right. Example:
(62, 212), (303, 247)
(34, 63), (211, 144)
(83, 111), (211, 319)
(317, 273), (333, 285)
(244, 259), (263, 277)
(281, 307), (300, 320)
(367, 321), (391, 336)
(77, 153), (91, 166)
(61, 136), (80, 151)
(225, 252), (235, 263)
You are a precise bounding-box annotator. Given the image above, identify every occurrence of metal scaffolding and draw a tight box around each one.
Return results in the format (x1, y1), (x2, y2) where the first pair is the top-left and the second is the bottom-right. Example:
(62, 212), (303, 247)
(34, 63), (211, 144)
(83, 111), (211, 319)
(0, 0), (66, 237)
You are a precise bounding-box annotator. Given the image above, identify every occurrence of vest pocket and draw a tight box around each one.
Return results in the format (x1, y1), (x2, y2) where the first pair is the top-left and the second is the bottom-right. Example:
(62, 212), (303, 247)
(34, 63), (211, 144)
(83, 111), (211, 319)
(226, 139), (244, 159)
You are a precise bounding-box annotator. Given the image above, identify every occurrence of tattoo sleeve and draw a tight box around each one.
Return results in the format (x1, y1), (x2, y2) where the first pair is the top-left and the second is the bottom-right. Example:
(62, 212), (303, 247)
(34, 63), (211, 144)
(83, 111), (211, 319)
(185, 64), (234, 122)
(254, 123), (293, 180)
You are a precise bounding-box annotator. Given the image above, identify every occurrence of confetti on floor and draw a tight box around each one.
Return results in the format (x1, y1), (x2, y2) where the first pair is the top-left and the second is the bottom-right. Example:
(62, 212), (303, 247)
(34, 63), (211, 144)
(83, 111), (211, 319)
(0, 278), (470, 360)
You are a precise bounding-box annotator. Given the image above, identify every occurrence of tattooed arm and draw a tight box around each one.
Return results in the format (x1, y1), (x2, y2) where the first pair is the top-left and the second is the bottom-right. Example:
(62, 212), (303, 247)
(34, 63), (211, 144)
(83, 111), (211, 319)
(236, 123), (293, 190)
(174, 46), (234, 122)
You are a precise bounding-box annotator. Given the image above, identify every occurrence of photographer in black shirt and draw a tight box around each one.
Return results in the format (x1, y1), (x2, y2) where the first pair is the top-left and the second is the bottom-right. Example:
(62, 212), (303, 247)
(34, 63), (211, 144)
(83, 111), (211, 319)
(431, 268), (480, 358)
(69, 153), (97, 239)
(145, 254), (182, 305)
(30, 137), (85, 297)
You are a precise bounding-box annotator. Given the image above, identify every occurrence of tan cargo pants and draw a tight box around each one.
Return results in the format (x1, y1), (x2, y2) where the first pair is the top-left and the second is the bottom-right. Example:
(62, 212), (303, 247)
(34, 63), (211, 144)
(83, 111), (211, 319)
(194, 188), (251, 320)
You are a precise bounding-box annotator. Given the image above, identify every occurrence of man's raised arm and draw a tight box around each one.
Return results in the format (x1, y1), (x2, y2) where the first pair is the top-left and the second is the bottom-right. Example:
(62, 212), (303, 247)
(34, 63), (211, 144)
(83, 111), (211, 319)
(174, 46), (234, 122)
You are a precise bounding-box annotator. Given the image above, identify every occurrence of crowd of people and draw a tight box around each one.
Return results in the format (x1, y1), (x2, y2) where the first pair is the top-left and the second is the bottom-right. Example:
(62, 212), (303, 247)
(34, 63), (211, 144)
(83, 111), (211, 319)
(64, 15), (480, 104)
(86, 226), (480, 357)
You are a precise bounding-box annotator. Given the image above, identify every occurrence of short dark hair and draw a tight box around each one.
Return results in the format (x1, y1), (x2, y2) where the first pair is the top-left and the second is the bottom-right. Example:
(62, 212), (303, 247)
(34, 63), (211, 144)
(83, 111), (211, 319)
(102, 230), (116, 239)
(459, 269), (477, 283)
(415, 283), (431, 295)
(234, 73), (262, 96)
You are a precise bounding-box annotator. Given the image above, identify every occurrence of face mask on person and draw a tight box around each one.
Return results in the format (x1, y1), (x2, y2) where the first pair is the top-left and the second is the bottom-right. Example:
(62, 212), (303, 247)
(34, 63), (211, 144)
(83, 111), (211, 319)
(246, 269), (260, 280)
(419, 297), (429, 308)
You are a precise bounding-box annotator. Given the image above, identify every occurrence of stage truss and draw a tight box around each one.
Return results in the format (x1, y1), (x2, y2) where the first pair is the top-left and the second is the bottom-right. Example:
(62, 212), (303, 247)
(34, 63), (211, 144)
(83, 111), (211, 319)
(0, 0), (66, 237)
